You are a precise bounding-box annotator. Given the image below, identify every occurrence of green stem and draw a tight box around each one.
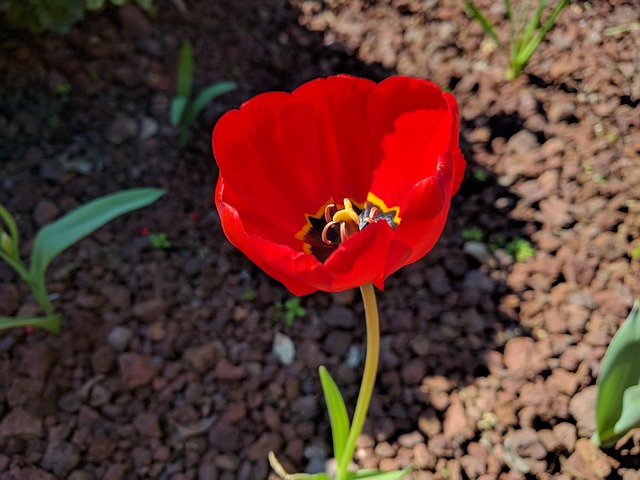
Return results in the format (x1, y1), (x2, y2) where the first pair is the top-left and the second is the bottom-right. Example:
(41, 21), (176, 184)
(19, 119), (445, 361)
(336, 282), (380, 480)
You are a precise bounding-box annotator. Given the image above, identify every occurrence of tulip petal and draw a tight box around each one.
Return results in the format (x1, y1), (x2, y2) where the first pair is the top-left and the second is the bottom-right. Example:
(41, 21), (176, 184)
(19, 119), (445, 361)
(213, 92), (331, 242)
(293, 75), (376, 203)
(366, 76), (453, 211)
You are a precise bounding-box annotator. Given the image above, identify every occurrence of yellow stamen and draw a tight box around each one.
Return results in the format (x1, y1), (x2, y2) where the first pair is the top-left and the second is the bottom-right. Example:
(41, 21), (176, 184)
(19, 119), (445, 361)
(332, 198), (360, 225)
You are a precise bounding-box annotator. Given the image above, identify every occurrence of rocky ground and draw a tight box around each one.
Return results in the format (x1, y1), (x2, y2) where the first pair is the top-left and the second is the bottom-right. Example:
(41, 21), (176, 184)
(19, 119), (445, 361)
(1, 0), (639, 478)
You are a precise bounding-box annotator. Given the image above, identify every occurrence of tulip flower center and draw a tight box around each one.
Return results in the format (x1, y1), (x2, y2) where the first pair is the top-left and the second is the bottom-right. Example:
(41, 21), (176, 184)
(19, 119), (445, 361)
(297, 194), (401, 263)
(321, 198), (378, 245)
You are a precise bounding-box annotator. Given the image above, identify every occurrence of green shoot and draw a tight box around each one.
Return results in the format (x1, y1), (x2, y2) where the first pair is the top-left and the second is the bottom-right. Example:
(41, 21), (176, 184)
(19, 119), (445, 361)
(170, 41), (237, 149)
(462, 0), (569, 80)
(0, 188), (164, 333)
(505, 237), (536, 261)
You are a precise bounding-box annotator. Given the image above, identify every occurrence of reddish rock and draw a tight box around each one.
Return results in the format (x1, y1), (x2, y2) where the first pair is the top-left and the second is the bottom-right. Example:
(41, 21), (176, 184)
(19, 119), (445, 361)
(119, 353), (160, 389)
(214, 358), (246, 381)
(0, 408), (43, 438)
(132, 298), (169, 322)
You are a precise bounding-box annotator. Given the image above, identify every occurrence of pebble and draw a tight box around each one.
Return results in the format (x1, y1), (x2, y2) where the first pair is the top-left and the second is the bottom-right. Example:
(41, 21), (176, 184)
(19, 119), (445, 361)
(247, 433), (281, 461)
(184, 342), (219, 372)
(33, 198), (60, 226)
(400, 359), (426, 385)
(132, 298), (169, 322)
(321, 303), (356, 328)
(272, 332), (295, 365)
(214, 358), (246, 381)
(118, 353), (160, 389)
(106, 116), (138, 145)
(107, 326), (134, 351)
(322, 330), (352, 357)
(0, 408), (43, 438)
(41, 441), (80, 477)
(569, 385), (597, 438)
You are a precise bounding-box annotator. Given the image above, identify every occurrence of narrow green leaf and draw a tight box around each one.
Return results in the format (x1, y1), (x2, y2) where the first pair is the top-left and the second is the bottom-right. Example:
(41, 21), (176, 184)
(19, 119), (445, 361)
(347, 467), (412, 479)
(0, 315), (61, 334)
(181, 81), (237, 128)
(0, 204), (20, 249)
(594, 301), (640, 447)
(613, 385), (640, 438)
(520, 0), (548, 48)
(462, 0), (500, 44)
(319, 366), (350, 466)
(176, 41), (194, 98)
(515, 0), (569, 67)
(29, 188), (164, 291)
(170, 96), (188, 126)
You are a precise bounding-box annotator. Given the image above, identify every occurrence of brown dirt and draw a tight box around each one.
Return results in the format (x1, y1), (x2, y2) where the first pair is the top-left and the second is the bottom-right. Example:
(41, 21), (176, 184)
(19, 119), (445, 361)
(1, 0), (640, 479)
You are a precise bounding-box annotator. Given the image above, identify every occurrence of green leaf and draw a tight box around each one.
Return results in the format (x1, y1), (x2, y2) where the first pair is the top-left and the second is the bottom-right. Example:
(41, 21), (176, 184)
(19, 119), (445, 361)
(319, 366), (350, 467)
(85, 0), (105, 11)
(29, 188), (164, 294)
(462, 0), (500, 44)
(170, 96), (188, 126)
(0, 314), (61, 334)
(181, 81), (237, 128)
(176, 41), (194, 98)
(347, 468), (412, 479)
(0, 203), (20, 256)
(514, 0), (569, 67)
(594, 301), (640, 447)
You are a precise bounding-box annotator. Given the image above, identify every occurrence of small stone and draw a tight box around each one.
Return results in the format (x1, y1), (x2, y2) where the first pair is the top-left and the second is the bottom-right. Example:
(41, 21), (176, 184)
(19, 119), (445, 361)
(322, 330), (352, 357)
(0, 408), (43, 438)
(100, 284), (131, 310)
(546, 368), (578, 396)
(91, 345), (116, 374)
(569, 386), (597, 438)
(34, 198), (60, 226)
(503, 428), (547, 474)
(41, 441), (80, 477)
(426, 265), (451, 296)
(565, 438), (612, 479)
(553, 422), (577, 452)
(247, 433), (281, 461)
(401, 359), (426, 385)
(139, 117), (159, 140)
(107, 326), (134, 351)
(214, 358), (246, 381)
(133, 412), (161, 437)
(119, 353), (159, 389)
(106, 116), (138, 145)
(0, 283), (20, 315)
(132, 298), (169, 322)
(503, 336), (545, 377)
(548, 101), (576, 123)
(321, 304), (356, 328)
(463, 241), (492, 264)
(272, 332), (295, 365)
(184, 343), (219, 373)
(397, 431), (423, 448)
(443, 394), (474, 442)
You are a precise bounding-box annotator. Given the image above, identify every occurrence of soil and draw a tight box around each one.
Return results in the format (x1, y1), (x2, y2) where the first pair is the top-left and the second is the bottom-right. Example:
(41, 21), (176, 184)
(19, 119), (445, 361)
(1, 0), (640, 479)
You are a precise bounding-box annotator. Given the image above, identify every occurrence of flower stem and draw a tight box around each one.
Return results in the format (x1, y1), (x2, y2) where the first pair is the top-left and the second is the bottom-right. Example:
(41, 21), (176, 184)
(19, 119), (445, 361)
(336, 282), (380, 480)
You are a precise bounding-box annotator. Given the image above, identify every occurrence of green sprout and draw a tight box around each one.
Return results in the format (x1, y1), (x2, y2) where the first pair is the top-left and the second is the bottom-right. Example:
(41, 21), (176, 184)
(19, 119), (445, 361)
(472, 169), (489, 182)
(148, 232), (172, 250)
(593, 302), (640, 448)
(170, 41), (237, 149)
(462, 0), (569, 80)
(273, 298), (306, 327)
(462, 227), (484, 242)
(0, 189), (163, 333)
(55, 82), (71, 101)
(243, 289), (257, 302)
(630, 244), (640, 261)
(506, 237), (536, 262)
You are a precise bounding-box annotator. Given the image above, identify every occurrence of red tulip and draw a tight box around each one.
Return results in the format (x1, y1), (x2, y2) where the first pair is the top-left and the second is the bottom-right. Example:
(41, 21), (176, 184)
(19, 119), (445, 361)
(213, 75), (465, 295)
